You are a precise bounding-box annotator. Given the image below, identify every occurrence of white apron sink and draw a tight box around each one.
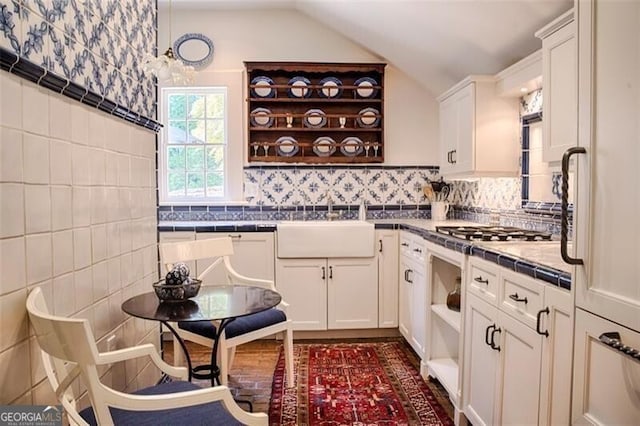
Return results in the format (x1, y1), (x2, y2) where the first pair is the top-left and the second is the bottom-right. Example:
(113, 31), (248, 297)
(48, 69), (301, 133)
(277, 220), (375, 258)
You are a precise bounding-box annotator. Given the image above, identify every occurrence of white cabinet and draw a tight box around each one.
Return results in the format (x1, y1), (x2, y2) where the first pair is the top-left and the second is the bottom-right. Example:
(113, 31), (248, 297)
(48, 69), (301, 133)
(463, 257), (573, 426)
(275, 256), (378, 331)
(425, 242), (466, 423)
(398, 231), (427, 360)
(536, 9), (576, 162)
(376, 230), (399, 328)
(196, 232), (275, 284)
(572, 1), (640, 422)
(437, 76), (520, 178)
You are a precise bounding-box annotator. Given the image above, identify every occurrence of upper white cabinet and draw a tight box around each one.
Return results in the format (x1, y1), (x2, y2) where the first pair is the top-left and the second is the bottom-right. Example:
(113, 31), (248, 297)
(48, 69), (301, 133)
(437, 76), (520, 178)
(536, 9), (576, 163)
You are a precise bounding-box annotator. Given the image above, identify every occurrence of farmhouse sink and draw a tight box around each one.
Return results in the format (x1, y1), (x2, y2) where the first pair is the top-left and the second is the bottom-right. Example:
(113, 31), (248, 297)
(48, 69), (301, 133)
(277, 220), (375, 258)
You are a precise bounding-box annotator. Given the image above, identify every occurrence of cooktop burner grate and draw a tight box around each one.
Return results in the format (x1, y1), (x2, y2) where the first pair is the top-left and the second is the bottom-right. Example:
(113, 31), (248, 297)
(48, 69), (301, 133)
(435, 226), (553, 242)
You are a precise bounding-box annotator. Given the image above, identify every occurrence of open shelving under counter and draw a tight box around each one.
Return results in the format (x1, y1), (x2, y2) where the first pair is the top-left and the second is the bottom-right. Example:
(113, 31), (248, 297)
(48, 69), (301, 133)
(431, 303), (462, 333)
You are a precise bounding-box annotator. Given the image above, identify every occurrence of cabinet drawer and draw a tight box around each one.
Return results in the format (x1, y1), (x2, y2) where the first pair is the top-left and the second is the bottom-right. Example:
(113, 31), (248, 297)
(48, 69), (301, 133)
(499, 269), (545, 329)
(468, 257), (499, 305)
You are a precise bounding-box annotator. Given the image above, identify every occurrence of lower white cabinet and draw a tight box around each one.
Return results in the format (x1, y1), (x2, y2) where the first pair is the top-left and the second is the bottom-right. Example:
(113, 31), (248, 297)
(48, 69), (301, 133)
(398, 231), (427, 359)
(376, 230), (399, 328)
(275, 256), (378, 330)
(463, 257), (573, 426)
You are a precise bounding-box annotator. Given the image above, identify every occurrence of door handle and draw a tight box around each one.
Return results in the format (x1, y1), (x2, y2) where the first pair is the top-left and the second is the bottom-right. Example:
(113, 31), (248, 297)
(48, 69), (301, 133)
(490, 327), (501, 351)
(401, 242), (409, 247)
(413, 248), (422, 254)
(452, 150), (457, 164)
(228, 234), (242, 239)
(447, 150), (452, 164)
(509, 293), (528, 304)
(536, 307), (550, 337)
(485, 324), (496, 347)
(321, 266), (326, 280)
(474, 276), (489, 285)
(379, 239), (383, 253)
(561, 147), (586, 265)
(329, 266), (333, 279)
(599, 332), (640, 361)
(407, 269), (413, 284)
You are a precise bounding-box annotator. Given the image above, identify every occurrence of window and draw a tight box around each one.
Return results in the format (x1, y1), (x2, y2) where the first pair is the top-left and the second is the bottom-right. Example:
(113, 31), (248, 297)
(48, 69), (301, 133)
(160, 87), (229, 203)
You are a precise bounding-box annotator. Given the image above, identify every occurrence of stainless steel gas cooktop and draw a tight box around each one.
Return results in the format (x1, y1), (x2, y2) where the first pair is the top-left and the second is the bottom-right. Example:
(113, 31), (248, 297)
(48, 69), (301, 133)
(435, 226), (552, 242)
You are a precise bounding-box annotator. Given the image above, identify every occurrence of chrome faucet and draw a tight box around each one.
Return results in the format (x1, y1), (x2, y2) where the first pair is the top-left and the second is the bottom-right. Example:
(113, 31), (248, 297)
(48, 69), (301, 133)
(326, 191), (340, 220)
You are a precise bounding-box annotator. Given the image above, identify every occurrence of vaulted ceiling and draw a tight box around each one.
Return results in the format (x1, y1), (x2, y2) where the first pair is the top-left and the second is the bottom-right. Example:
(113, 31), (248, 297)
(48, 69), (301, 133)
(171, 0), (573, 95)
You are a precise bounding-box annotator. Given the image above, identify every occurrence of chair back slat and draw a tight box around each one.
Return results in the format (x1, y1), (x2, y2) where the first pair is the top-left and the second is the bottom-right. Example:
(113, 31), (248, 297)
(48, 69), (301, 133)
(160, 237), (234, 268)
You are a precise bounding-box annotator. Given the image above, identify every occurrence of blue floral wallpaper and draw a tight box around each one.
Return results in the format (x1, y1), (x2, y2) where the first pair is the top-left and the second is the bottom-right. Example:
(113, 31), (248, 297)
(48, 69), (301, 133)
(0, 0), (156, 122)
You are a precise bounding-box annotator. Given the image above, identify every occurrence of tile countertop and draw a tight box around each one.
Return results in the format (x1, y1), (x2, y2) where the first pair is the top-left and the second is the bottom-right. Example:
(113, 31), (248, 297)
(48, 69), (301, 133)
(158, 219), (571, 288)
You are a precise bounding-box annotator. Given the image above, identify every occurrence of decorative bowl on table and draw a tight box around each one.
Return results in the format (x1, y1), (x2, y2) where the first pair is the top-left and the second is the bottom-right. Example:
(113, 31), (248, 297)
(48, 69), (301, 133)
(153, 279), (202, 302)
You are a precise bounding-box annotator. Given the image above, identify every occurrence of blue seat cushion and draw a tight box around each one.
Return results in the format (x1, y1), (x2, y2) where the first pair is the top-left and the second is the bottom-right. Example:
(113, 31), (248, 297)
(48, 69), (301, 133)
(178, 308), (286, 340)
(78, 380), (244, 425)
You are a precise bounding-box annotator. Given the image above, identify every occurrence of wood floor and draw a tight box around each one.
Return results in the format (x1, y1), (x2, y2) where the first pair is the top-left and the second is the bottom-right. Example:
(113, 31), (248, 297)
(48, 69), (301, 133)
(162, 337), (454, 419)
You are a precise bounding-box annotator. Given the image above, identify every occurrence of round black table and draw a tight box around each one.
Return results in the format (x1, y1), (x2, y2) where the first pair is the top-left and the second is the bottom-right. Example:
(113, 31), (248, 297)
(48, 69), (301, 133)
(122, 285), (282, 387)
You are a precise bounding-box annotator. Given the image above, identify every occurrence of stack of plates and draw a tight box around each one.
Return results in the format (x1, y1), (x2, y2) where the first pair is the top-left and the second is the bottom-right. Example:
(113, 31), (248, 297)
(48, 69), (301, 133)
(250, 107), (274, 128)
(354, 77), (378, 98)
(288, 76), (311, 98)
(318, 77), (343, 98)
(250, 76), (275, 98)
(313, 136), (336, 157)
(275, 136), (299, 157)
(303, 109), (327, 128)
(340, 136), (364, 156)
(356, 107), (380, 128)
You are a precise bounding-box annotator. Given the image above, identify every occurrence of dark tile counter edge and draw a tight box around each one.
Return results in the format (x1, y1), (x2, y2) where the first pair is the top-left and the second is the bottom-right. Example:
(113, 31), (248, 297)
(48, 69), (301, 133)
(158, 222), (570, 289)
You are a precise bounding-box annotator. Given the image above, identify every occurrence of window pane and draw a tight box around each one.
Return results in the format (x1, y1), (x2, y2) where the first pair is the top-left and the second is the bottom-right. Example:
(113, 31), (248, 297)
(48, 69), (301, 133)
(167, 146), (185, 170)
(168, 94), (186, 119)
(206, 94), (224, 118)
(206, 172), (224, 197)
(167, 121), (187, 144)
(186, 146), (204, 171)
(206, 120), (225, 144)
(188, 94), (205, 119)
(188, 120), (206, 143)
(186, 172), (204, 197)
(168, 172), (186, 196)
(206, 146), (224, 171)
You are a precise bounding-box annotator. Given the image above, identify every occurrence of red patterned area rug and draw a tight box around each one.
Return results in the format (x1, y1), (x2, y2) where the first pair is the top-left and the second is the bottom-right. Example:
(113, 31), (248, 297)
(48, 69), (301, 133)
(269, 342), (454, 425)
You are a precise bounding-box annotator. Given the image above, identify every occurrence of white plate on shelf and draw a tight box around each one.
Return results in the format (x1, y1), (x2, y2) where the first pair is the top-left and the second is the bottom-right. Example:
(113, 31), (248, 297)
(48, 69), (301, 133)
(288, 76), (311, 98)
(318, 76), (343, 98)
(313, 136), (336, 157)
(354, 77), (378, 98)
(356, 107), (380, 128)
(251, 76), (275, 98)
(276, 136), (299, 157)
(303, 109), (327, 128)
(340, 136), (364, 156)
(250, 107), (274, 128)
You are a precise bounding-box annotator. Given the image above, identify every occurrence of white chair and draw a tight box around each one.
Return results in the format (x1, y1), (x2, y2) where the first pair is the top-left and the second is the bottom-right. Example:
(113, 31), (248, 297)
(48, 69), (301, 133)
(26, 287), (267, 426)
(160, 237), (294, 388)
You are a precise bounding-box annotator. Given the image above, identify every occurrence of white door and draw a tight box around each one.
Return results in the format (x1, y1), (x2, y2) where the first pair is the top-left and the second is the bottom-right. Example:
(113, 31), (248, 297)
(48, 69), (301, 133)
(275, 258), (327, 330)
(399, 256), (413, 342)
(572, 309), (640, 424)
(463, 292), (499, 426)
(327, 257), (378, 329)
(454, 83), (474, 174)
(574, 0), (640, 332)
(439, 94), (458, 176)
(377, 230), (399, 328)
(495, 311), (543, 426)
(410, 262), (427, 358)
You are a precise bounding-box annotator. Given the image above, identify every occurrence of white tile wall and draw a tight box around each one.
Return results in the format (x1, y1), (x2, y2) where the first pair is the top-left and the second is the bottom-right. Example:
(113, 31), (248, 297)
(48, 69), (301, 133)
(0, 72), (159, 405)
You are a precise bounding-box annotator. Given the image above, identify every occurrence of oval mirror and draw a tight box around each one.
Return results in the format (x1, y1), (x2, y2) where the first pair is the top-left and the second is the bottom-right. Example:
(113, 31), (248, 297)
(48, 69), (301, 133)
(173, 33), (214, 69)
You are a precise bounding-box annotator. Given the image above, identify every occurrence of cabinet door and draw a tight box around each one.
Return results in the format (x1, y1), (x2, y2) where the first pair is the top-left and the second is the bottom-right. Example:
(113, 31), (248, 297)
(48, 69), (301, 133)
(495, 311), (543, 426)
(439, 95), (458, 176)
(275, 258), (327, 330)
(377, 230), (398, 328)
(574, 0), (640, 333)
(327, 257), (378, 329)
(454, 83), (474, 174)
(196, 233), (275, 285)
(410, 263), (427, 358)
(538, 285), (573, 426)
(399, 256), (413, 342)
(463, 292), (499, 426)
(541, 19), (576, 162)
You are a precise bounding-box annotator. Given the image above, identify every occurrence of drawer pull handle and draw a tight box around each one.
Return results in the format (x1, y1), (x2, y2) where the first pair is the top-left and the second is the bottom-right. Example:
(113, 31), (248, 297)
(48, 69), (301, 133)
(379, 239), (383, 253)
(329, 265), (333, 279)
(490, 327), (501, 351)
(228, 234), (242, 239)
(401, 243), (409, 247)
(509, 293), (528, 304)
(536, 307), (550, 337)
(485, 324), (495, 347)
(599, 332), (640, 361)
(407, 269), (413, 284)
(413, 248), (422, 253)
(474, 276), (489, 285)
(321, 266), (326, 280)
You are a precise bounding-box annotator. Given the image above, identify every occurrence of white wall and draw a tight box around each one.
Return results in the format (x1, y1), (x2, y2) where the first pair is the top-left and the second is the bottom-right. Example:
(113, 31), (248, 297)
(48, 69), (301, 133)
(0, 71), (160, 406)
(164, 7), (439, 165)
